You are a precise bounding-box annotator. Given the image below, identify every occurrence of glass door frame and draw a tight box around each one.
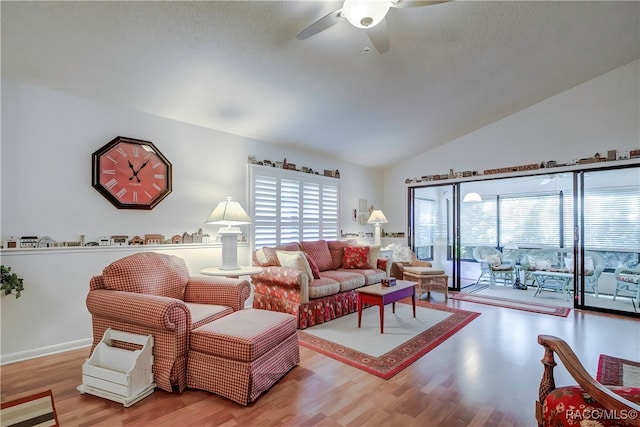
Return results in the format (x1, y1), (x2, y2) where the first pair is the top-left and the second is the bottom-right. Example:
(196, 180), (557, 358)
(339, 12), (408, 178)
(407, 183), (460, 291)
(574, 164), (639, 316)
(407, 161), (639, 317)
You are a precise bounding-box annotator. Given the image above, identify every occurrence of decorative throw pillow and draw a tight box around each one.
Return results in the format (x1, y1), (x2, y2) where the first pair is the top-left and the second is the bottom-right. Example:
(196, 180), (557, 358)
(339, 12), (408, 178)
(537, 260), (552, 270)
(276, 242), (302, 252)
(304, 253), (321, 279)
(528, 255), (546, 269)
(584, 257), (594, 272)
(300, 240), (333, 271)
(486, 253), (502, 267)
(367, 245), (381, 269)
(327, 240), (357, 270)
(564, 257), (574, 272)
(343, 246), (370, 269)
(255, 246), (279, 267)
(390, 245), (412, 262)
(275, 250), (314, 279)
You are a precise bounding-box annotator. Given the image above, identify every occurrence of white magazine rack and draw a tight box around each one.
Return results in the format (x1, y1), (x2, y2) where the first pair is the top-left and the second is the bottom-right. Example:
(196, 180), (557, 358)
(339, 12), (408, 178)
(77, 328), (155, 407)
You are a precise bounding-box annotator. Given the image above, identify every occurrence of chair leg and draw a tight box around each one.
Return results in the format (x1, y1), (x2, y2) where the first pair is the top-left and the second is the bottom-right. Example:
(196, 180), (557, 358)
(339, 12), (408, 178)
(613, 282), (621, 301)
(476, 271), (488, 286)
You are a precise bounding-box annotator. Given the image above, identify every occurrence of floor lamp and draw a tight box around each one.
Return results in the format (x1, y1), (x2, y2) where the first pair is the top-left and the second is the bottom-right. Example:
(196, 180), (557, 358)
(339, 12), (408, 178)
(367, 210), (388, 246)
(205, 196), (251, 270)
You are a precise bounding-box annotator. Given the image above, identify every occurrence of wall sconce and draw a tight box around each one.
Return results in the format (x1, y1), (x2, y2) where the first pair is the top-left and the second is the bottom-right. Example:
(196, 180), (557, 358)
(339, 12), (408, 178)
(367, 210), (388, 246)
(205, 196), (251, 270)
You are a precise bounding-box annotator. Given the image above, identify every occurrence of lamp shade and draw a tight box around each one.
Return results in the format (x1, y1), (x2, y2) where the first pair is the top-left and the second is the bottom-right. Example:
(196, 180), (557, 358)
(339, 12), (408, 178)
(205, 196), (251, 227)
(463, 192), (482, 202)
(367, 209), (388, 225)
(342, 0), (390, 29)
(205, 196), (250, 271)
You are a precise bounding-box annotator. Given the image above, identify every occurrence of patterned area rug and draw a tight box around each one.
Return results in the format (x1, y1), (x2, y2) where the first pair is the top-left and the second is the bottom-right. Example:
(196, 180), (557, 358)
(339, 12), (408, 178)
(597, 354), (640, 387)
(298, 298), (479, 379)
(450, 292), (571, 317)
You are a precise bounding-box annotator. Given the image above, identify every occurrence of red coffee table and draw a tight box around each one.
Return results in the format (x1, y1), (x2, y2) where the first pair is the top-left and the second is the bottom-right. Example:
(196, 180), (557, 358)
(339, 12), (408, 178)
(355, 280), (417, 334)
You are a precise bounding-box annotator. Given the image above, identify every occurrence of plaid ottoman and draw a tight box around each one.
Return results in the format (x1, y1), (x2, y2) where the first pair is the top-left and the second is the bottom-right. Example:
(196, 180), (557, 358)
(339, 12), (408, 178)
(186, 309), (299, 405)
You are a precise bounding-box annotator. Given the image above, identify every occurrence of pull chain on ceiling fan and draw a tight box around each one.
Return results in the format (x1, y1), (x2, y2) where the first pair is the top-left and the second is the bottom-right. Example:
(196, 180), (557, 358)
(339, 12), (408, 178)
(296, 0), (451, 54)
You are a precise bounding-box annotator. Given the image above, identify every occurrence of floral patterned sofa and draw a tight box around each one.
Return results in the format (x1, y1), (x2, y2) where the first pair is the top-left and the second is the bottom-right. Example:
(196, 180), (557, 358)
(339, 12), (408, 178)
(251, 240), (391, 329)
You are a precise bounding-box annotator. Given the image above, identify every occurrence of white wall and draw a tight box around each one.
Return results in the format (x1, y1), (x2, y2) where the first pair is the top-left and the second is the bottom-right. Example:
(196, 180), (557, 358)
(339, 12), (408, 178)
(0, 80), (382, 362)
(1, 80), (383, 244)
(2, 59), (639, 362)
(383, 60), (640, 233)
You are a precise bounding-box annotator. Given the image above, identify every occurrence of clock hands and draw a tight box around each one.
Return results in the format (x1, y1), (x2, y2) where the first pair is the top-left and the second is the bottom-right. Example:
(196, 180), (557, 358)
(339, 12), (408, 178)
(128, 160), (149, 183)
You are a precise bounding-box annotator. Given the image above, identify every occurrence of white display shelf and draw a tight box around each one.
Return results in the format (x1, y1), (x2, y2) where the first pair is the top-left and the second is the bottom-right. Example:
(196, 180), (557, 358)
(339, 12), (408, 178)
(0, 242), (249, 256)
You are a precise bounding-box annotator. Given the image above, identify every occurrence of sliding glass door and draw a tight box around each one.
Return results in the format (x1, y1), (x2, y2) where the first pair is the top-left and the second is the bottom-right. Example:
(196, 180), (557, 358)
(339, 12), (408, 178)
(409, 164), (639, 317)
(576, 166), (640, 314)
(409, 184), (457, 290)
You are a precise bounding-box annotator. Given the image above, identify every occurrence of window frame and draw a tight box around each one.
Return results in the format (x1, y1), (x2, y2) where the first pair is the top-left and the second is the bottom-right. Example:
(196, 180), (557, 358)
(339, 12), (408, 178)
(249, 164), (340, 249)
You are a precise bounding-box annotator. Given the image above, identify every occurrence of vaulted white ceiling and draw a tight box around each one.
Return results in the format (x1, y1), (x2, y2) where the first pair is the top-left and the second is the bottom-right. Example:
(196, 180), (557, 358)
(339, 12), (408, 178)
(2, 1), (638, 168)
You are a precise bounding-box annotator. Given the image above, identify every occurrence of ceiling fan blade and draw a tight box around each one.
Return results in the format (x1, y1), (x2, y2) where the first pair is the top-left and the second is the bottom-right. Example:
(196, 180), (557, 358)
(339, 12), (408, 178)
(366, 18), (390, 54)
(390, 0), (451, 9)
(296, 8), (343, 40)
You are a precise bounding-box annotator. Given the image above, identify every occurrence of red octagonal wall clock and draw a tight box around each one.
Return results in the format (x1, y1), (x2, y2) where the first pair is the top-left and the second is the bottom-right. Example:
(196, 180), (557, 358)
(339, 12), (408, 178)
(92, 136), (172, 210)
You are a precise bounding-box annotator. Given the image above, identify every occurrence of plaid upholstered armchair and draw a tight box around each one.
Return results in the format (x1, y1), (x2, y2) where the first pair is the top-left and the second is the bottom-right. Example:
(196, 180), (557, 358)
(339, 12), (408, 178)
(86, 252), (251, 392)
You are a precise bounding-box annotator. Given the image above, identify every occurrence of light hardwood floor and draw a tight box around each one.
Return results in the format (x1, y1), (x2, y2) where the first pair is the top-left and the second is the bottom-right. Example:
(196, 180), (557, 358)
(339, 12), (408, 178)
(2, 295), (638, 427)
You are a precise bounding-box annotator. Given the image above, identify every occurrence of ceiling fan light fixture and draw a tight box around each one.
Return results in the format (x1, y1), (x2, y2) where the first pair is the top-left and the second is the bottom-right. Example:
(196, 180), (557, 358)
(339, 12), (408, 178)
(342, 0), (391, 29)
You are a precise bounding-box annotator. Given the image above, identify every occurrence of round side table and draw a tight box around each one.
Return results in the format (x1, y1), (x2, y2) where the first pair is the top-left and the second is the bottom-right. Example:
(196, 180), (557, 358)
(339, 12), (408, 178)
(200, 266), (263, 278)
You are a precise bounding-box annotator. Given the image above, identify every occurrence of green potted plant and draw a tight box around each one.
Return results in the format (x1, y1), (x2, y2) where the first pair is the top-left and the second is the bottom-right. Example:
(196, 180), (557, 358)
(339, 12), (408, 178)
(1, 265), (24, 298)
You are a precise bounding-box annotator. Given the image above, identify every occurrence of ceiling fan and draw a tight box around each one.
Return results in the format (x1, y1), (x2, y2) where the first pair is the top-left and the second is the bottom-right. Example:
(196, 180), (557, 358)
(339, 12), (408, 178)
(296, 0), (451, 54)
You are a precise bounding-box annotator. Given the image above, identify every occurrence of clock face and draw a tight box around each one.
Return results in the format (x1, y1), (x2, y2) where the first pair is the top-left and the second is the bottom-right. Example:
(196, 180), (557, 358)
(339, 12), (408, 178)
(92, 136), (172, 209)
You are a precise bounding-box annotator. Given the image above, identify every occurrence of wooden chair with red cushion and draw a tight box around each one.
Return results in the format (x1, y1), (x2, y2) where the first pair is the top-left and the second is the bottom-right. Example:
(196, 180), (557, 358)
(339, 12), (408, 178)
(536, 334), (640, 427)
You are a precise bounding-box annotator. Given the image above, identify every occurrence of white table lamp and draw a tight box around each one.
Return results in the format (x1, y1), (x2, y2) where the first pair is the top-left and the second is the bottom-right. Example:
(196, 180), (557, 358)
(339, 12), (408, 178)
(367, 210), (388, 246)
(205, 196), (251, 270)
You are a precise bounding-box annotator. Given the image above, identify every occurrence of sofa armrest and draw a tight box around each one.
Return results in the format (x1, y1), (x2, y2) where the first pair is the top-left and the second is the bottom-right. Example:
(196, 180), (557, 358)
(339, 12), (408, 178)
(87, 289), (191, 331)
(391, 262), (408, 279)
(251, 266), (310, 304)
(391, 258), (434, 279)
(184, 276), (251, 311)
(377, 258), (392, 277)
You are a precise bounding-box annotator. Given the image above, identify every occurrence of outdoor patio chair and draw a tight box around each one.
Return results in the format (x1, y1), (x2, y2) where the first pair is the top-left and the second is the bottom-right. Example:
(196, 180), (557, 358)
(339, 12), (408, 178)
(473, 246), (515, 287)
(614, 263), (640, 311)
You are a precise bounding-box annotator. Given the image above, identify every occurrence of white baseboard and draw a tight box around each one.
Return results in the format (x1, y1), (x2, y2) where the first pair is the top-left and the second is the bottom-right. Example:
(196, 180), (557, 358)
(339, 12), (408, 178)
(1, 338), (92, 365)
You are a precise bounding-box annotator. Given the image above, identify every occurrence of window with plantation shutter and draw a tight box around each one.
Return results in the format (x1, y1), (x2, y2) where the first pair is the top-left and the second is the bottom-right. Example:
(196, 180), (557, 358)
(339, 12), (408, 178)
(249, 165), (340, 249)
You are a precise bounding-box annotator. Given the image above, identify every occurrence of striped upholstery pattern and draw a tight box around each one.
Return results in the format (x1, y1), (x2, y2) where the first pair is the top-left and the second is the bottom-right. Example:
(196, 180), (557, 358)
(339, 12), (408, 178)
(319, 270), (365, 291)
(0, 390), (58, 427)
(187, 310), (299, 405)
(86, 252), (250, 393)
